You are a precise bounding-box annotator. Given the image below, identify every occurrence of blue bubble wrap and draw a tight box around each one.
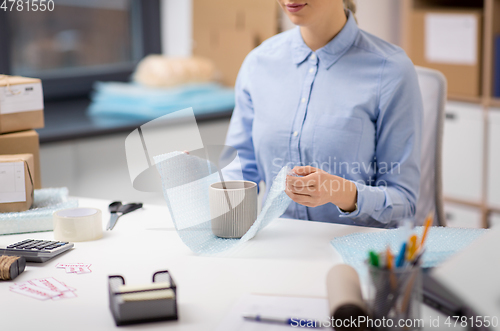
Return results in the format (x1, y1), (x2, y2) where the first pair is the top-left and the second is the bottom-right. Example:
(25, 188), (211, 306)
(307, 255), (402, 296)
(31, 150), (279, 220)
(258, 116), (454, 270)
(155, 152), (292, 255)
(331, 226), (488, 277)
(0, 188), (78, 235)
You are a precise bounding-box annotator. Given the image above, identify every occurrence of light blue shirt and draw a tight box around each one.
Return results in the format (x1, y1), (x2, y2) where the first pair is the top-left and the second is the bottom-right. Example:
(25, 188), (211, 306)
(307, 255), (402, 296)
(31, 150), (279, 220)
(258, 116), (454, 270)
(224, 12), (423, 228)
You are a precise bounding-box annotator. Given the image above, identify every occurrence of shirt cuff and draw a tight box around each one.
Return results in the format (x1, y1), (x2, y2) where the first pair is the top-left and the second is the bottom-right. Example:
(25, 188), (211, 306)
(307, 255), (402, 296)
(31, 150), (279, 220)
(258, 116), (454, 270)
(338, 181), (386, 218)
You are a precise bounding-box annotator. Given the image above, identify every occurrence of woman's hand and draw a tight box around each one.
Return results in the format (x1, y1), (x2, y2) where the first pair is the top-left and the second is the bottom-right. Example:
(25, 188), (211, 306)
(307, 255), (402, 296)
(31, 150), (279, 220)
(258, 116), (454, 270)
(285, 166), (358, 212)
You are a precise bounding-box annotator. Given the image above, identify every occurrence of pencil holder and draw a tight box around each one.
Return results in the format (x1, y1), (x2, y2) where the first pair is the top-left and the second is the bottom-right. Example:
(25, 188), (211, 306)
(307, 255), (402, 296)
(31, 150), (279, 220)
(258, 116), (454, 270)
(366, 263), (422, 331)
(108, 270), (178, 326)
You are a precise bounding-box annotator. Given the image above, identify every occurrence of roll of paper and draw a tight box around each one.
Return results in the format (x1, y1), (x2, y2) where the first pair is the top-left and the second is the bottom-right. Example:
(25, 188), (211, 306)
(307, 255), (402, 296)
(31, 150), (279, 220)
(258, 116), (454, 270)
(53, 208), (103, 242)
(326, 264), (368, 331)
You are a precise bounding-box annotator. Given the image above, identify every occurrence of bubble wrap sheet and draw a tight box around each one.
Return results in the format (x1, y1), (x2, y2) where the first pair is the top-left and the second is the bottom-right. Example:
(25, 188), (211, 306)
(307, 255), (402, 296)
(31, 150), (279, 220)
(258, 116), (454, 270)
(155, 152), (292, 254)
(0, 188), (78, 235)
(331, 227), (488, 277)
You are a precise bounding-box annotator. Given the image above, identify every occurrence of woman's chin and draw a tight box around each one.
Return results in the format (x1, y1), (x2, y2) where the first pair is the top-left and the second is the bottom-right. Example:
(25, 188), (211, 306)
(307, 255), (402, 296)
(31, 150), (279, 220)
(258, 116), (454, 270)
(288, 16), (308, 26)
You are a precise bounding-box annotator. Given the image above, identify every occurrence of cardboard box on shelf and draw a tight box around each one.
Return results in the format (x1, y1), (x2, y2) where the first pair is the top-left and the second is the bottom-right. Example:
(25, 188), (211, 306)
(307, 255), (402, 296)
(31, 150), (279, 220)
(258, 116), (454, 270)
(0, 130), (41, 189)
(0, 154), (34, 213)
(0, 75), (44, 134)
(192, 0), (280, 86)
(194, 29), (255, 87)
(409, 9), (483, 98)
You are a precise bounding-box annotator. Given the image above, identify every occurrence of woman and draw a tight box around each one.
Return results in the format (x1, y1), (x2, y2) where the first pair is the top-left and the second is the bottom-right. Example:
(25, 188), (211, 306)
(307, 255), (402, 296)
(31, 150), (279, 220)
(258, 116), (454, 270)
(224, 0), (422, 228)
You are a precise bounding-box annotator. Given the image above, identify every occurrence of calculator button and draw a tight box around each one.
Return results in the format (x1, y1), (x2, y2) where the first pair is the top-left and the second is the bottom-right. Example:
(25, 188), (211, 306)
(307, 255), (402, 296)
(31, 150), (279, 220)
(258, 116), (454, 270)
(16, 244), (33, 249)
(38, 242), (55, 249)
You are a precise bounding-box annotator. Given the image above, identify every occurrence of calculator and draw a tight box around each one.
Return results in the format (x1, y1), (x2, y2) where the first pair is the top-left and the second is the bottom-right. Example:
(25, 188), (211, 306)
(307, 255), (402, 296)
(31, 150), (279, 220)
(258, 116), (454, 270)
(0, 239), (74, 263)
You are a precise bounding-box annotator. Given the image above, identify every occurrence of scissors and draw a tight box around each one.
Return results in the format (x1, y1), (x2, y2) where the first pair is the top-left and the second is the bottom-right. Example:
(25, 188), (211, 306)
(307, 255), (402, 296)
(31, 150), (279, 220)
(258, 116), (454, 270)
(106, 201), (143, 230)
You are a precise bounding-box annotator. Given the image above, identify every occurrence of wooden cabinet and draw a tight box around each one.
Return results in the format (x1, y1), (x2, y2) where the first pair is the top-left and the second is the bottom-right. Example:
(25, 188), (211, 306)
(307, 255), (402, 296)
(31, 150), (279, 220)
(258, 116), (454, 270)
(39, 118), (231, 205)
(444, 203), (483, 228)
(442, 102), (484, 202)
(488, 110), (500, 208)
(401, 0), (500, 227)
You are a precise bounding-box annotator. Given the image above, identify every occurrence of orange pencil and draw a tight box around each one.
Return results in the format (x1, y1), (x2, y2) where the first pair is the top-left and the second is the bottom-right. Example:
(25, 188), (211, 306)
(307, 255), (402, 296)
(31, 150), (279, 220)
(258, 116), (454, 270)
(419, 214), (433, 250)
(407, 235), (417, 261)
(386, 246), (397, 290)
(386, 246), (393, 270)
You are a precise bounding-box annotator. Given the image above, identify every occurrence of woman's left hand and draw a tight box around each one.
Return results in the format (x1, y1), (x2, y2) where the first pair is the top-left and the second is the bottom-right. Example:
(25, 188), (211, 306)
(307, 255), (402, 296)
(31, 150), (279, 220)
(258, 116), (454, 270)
(285, 166), (358, 212)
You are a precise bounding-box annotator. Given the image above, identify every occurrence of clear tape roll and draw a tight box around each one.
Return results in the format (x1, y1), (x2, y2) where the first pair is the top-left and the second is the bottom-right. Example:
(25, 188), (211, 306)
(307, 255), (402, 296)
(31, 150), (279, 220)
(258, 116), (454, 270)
(53, 208), (103, 242)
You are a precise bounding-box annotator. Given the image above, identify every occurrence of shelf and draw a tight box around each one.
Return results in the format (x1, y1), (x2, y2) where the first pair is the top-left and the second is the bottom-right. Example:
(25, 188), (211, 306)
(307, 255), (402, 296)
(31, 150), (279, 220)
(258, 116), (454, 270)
(402, 0), (499, 228)
(412, 0), (484, 9)
(447, 94), (484, 104)
(489, 97), (500, 108)
(444, 196), (483, 209)
(37, 97), (233, 144)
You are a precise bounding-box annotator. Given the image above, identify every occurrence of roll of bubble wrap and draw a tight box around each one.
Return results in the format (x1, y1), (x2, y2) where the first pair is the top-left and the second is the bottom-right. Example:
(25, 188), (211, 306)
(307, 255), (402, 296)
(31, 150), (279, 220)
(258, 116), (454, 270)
(0, 188), (78, 235)
(331, 226), (488, 277)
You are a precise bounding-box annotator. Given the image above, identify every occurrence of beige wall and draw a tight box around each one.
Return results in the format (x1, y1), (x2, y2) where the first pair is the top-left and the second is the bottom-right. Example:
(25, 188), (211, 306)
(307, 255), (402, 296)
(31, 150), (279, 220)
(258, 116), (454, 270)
(162, 0), (402, 57)
(356, 0), (401, 45)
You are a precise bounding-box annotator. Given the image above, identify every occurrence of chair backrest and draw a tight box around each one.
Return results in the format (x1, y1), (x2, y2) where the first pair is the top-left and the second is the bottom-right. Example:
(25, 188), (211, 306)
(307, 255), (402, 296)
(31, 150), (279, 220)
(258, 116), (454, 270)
(415, 66), (447, 226)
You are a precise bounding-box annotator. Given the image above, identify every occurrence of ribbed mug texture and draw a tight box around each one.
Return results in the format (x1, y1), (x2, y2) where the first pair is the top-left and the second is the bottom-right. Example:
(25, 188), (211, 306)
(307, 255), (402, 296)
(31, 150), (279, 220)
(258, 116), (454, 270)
(209, 181), (258, 239)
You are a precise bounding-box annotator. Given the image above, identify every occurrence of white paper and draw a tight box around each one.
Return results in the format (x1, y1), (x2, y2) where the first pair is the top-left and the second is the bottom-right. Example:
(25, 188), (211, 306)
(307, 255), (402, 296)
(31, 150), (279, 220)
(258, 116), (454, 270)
(215, 294), (330, 331)
(10, 285), (59, 301)
(0, 161), (26, 203)
(425, 13), (478, 65)
(11, 277), (77, 301)
(0, 82), (44, 114)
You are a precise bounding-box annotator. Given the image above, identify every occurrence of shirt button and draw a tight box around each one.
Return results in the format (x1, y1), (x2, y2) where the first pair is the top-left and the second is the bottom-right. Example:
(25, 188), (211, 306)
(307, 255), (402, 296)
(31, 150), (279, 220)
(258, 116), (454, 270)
(310, 53), (316, 60)
(309, 68), (315, 73)
(301, 98), (306, 103)
(293, 131), (299, 137)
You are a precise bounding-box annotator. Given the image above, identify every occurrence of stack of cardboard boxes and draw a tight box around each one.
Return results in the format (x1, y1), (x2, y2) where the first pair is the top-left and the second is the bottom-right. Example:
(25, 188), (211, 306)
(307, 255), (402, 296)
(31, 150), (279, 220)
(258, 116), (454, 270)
(192, 0), (281, 87)
(0, 75), (44, 212)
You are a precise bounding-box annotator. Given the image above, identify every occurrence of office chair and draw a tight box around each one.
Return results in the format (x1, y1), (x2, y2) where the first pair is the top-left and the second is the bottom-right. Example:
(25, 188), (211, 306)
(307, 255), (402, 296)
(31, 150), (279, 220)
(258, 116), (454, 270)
(414, 66), (447, 226)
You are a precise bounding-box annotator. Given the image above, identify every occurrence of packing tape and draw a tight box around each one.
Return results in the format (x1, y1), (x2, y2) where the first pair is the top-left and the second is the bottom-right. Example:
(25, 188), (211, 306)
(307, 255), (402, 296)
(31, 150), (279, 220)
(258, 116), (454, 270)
(53, 208), (103, 242)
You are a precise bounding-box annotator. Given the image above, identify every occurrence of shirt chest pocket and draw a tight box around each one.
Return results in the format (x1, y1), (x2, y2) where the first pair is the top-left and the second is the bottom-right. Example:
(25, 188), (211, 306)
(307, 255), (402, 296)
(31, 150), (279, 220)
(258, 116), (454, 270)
(312, 116), (363, 166)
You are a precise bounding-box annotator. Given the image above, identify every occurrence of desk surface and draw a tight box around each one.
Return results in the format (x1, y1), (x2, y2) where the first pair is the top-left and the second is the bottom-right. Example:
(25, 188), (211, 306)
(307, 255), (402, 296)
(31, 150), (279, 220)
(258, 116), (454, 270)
(0, 198), (442, 330)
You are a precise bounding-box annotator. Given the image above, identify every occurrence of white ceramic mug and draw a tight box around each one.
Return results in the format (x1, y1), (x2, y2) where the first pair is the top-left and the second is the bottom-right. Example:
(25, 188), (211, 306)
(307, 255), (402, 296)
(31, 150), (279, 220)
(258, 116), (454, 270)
(209, 180), (258, 239)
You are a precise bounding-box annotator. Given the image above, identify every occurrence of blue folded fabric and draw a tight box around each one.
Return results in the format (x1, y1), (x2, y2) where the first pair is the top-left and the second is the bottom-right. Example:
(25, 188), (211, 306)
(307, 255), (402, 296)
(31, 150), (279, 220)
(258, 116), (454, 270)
(331, 226), (488, 277)
(88, 82), (235, 120)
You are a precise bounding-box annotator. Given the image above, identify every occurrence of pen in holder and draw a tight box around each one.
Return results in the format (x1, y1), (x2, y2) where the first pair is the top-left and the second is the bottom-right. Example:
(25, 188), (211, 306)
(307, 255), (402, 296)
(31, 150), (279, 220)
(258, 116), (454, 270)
(108, 270), (178, 326)
(367, 262), (422, 331)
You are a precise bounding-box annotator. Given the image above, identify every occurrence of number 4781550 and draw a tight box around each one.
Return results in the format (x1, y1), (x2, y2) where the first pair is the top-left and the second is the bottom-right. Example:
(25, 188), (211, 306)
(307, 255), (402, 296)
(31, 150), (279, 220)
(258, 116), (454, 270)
(1, 0), (55, 11)
(445, 316), (499, 328)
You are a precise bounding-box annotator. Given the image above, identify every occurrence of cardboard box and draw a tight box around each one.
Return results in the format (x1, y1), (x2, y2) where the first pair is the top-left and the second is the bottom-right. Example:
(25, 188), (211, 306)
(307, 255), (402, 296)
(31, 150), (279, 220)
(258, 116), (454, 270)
(409, 9), (483, 97)
(0, 75), (45, 134)
(0, 154), (34, 213)
(193, 0), (280, 86)
(0, 130), (41, 189)
(194, 29), (256, 87)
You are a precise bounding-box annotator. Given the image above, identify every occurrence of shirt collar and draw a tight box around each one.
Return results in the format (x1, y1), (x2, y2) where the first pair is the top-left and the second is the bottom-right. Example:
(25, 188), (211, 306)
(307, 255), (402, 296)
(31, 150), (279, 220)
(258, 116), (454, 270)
(290, 10), (359, 69)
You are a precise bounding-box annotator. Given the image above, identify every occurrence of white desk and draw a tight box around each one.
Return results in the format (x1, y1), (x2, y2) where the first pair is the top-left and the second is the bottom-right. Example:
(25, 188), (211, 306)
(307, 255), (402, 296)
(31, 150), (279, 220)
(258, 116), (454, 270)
(0, 198), (443, 330)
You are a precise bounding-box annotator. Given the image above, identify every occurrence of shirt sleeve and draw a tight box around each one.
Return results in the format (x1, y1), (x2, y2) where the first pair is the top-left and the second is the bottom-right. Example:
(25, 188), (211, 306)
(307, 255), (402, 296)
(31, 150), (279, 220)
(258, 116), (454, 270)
(222, 54), (262, 185)
(338, 51), (423, 226)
